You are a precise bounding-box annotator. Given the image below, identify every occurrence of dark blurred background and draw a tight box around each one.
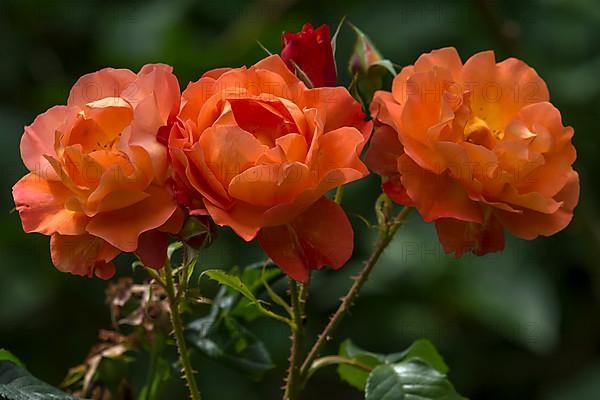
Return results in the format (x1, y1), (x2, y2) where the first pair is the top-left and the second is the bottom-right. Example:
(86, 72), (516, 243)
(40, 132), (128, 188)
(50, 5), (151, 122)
(1, 0), (599, 399)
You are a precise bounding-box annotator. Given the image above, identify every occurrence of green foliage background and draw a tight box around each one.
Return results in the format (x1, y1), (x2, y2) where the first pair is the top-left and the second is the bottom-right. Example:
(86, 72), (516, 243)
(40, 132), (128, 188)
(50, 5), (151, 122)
(0, 0), (599, 399)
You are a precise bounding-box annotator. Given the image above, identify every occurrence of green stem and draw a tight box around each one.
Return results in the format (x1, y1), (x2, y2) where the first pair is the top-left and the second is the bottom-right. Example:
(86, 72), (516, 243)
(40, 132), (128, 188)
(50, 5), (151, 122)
(299, 207), (412, 380)
(334, 185), (345, 204)
(262, 265), (294, 317)
(164, 261), (202, 400)
(306, 356), (372, 382)
(178, 244), (191, 301)
(145, 266), (166, 289)
(283, 280), (304, 400)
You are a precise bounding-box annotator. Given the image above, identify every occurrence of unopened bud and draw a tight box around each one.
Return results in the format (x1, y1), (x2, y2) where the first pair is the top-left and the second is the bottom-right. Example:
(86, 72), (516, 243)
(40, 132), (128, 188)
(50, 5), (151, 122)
(180, 216), (215, 250)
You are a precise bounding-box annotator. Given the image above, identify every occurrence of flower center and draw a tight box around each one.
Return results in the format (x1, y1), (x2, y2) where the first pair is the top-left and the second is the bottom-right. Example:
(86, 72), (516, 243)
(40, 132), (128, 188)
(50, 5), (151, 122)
(464, 115), (503, 149)
(229, 98), (299, 147)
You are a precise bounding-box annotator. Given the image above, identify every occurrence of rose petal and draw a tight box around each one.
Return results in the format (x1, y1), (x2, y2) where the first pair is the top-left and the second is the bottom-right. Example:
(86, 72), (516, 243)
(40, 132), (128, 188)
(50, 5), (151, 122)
(13, 173), (88, 235)
(258, 197), (353, 282)
(135, 230), (168, 269)
(20, 105), (69, 180)
(50, 233), (120, 278)
(85, 185), (178, 252)
(435, 214), (505, 257)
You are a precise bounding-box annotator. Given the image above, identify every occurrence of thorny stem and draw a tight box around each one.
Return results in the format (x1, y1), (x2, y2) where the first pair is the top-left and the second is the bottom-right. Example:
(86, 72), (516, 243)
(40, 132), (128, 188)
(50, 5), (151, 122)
(164, 260), (202, 400)
(299, 206), (412, 380)
(283, 279), (306, 400)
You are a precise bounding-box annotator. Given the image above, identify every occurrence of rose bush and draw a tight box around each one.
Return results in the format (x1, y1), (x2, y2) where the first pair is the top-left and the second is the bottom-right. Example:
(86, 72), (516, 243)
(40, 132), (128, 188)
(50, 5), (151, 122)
(366, 47), (579, 256)
(12, 64), (183, 278)
(168, 55), (371, 281)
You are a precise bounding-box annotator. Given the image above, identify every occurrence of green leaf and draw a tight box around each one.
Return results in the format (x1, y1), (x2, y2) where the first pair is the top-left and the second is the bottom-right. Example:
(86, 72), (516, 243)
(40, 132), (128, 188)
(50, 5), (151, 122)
(365, 361), (466, 400)
(231, 265), (283, 322)
(189, 263), (287, 378)
(0, 350), (23, 368)
(138, 334), (170, 400)
(167, 241), (183, 259)
(337, 339), (450, 391)
(187, 311), (274, 379)
(202, 269), (260, 305)
(256, 40), (273, 56)
(289, 60), (314, 89)
(0, 361), (81, 400)
(387, 339), (449, 374)
(370, 59), (397, 78)
(331, 16), (347, 57)
(202, 269), (290, 325)
(338, 340), (385, 390)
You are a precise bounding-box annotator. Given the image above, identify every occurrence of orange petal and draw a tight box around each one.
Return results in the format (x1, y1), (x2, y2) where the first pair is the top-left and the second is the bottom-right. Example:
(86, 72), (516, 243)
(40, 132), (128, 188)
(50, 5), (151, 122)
(202, 67), (233, 80)
(20, 105), (69, 180)
(67, 68), (137, 107)
(85, 185), (177, 251)
(435, 215), (505, 258)
(461, 51), (549, 133)
(399, 154), (482, 223)
(204, 199), (264, 241)
(129, 64), (180, 183)
(254, 55), (303, 86)
(275, 134), (309, 163)
(258, 197), (354, 282)
(229, 162), (311, 207)
(496, 170), (579, 239)
(503, 102), (576, 197)
(311, 127), (369, 190)
(300, 87), (372, 141)
(382, 176), (413, 206)
(177, 141), (231, 207)
(199, 125), (268, 187)
(159, 206), (185, 234)
(414, 47), (463, 79)
(227, 98), (300, 147)
(50, 233), (120, 278)
(84, 154), (152, 215)
(13, 173), (88, 235)
(364, 125), (404, 177)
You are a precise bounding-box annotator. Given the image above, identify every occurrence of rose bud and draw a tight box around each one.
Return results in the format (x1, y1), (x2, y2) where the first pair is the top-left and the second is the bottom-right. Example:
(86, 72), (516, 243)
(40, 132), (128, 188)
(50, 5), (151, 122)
(180, 216), (215, 250)
(281, 23), (337, 87)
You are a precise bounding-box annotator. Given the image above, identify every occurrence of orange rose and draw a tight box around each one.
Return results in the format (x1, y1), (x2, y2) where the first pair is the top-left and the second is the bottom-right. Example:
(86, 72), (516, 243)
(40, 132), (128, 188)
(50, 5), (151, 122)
(169, 55), (371, 281)
(13, 64), (183, 278)
(366, 48), (579, 256)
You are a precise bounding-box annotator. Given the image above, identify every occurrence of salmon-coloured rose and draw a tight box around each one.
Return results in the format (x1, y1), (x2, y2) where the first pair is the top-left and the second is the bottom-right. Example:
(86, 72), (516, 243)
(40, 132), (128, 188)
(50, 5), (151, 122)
(281, 23), (337, 88)
(13, 64), (184, 278)
(366, 47), (579, 256)
(169, 55), (371, 282)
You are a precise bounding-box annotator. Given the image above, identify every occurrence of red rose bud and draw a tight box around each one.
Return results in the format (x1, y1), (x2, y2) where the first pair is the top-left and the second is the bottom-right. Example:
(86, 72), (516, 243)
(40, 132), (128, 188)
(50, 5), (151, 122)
(180, 216), (215, 250)
(281, 23), (337, 87)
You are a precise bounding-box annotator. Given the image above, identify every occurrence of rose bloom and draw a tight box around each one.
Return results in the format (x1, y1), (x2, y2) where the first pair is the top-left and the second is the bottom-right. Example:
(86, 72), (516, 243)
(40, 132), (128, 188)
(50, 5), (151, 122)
(281, 23), (337, 88)
(168, 55), (371, 282)
(13, 65), (183, 278)
(366, 47), (579, 256)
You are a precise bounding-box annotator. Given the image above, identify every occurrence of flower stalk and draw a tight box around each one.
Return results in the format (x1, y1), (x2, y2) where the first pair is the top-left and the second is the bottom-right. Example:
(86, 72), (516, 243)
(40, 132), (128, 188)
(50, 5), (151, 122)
(283, 279), (305, 400)
(163, 259), (202, 400)
(299, 206), (412, 380)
